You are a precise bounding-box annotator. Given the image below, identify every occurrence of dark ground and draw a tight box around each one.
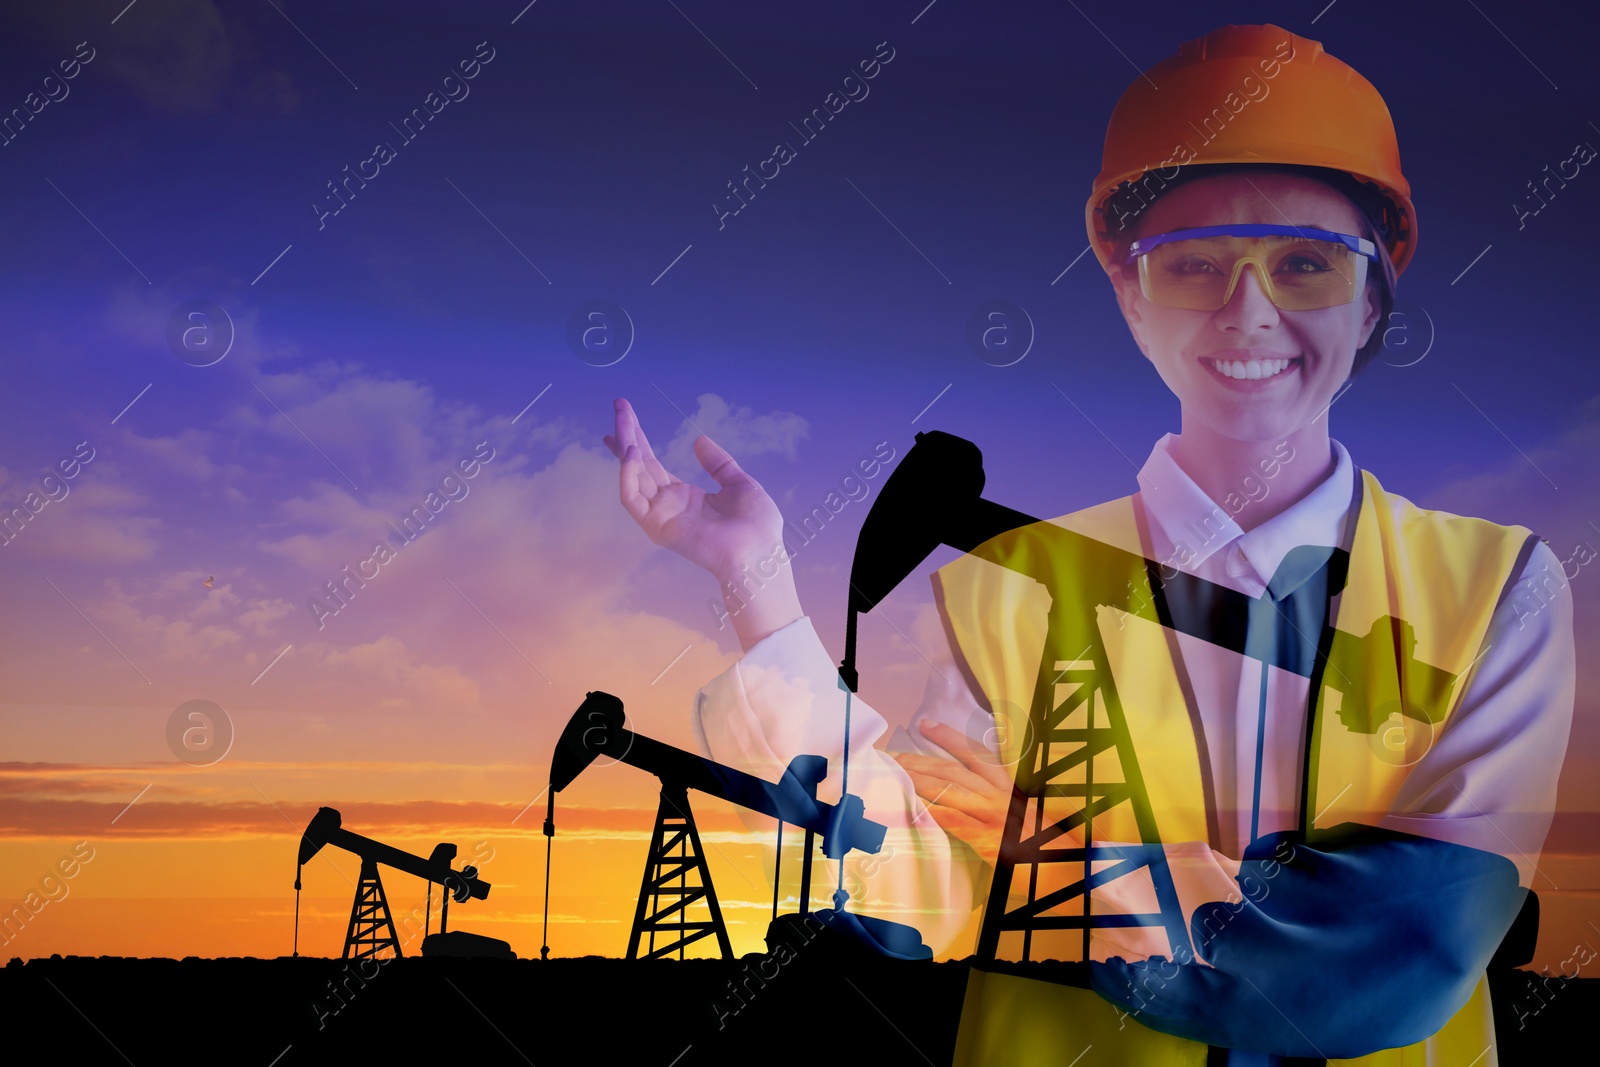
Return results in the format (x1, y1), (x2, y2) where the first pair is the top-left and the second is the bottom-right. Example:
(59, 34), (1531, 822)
(2, 953), (1589, 1065)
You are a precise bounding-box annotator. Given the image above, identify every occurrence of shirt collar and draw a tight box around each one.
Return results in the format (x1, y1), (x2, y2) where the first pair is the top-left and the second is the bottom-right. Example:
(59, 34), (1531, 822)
(1135, 433), (1353, 588)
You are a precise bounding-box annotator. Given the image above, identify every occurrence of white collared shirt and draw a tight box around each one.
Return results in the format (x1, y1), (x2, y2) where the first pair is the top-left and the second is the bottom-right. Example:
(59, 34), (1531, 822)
(692, 434), (1575, 955)
(1135, 432), (1350, 600)
(1132, 434), (1358, 856)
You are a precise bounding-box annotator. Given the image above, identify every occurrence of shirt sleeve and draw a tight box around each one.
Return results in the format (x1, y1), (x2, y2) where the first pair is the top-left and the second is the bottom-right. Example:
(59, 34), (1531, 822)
(691, 615), (989, 954)
(1377, 537), (1577, 885)
(1093, 538), (1577, 1057)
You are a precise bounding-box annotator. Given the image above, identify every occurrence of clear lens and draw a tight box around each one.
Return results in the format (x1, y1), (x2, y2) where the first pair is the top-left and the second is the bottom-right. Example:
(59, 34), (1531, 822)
(1138, 234), (1367, 312)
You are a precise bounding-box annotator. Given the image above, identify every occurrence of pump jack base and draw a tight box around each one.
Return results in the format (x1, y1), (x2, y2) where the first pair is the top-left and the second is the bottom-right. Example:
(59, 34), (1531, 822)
(767, 908), (932, 962)
(421, 930), (516, 959)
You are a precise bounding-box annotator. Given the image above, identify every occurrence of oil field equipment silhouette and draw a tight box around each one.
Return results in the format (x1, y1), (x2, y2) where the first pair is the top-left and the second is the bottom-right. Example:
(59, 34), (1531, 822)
(838, 429), (1185, 960)
(834, 429), (1491, 964)
(543, 690), (931, 961)
(540, 430), (1500, 970)
(294, 806), (512, 960)
(844, 428), (1542, 985)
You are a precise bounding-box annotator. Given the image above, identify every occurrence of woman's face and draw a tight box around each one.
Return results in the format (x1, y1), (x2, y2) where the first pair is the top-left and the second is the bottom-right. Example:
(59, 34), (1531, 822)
(1110, 172), (1382, 444)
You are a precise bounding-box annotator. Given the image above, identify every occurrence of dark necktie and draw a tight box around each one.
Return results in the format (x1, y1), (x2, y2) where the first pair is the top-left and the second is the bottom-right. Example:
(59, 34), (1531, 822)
(1245, 544), (1340, 845)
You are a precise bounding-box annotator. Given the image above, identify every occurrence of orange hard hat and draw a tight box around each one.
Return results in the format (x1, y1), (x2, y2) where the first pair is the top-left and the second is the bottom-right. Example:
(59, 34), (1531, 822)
(1086, 24), (1416, 279)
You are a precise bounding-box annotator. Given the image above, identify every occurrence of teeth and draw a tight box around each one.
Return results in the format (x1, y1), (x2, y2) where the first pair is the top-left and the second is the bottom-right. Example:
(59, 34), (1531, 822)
(1211, 358), (1293, 380)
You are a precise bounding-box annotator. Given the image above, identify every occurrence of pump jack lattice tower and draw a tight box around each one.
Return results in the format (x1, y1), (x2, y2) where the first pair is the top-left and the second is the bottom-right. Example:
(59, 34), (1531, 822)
(840, 430), (1196, 963)
(345, 854), (405, 959)
(628, 783), (731, 960)
(975, 622), (1188, 961)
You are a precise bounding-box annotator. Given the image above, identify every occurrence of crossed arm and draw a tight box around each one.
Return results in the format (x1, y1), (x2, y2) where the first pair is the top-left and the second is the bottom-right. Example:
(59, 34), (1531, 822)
(608, 396), (1574, 1055)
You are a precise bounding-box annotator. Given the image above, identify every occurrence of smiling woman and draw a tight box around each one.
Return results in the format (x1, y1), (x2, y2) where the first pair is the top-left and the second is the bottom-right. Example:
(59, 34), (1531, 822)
(1109, 172), (1380, 469)
(605, 20), (1576, 1067)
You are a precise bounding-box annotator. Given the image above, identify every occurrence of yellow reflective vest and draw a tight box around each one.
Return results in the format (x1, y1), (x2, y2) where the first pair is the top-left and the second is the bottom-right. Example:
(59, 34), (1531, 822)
(934, 469), (1536, 1066)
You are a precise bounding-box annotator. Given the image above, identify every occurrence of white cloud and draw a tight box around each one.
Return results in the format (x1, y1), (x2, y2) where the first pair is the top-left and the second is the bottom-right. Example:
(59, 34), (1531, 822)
(1419, 394), (1600, 550)
(123, 429), (218, 480)
(0, 481), (162, 563)
(660, 393), (809, 479)
(238, 597), (295, 636)
(89, 581), (242, 662)
(8, 297), (816, 740)
(303, 635), (483, 715)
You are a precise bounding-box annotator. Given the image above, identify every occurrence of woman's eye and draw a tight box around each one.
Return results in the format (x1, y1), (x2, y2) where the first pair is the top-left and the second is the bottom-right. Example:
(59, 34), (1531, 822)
(1166, 254), (1220, 275)
(1277, 252), (1334, 274)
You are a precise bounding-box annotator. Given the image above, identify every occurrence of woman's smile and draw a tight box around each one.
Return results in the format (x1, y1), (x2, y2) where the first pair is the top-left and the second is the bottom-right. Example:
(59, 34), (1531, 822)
(1201, 350), (1302, 386)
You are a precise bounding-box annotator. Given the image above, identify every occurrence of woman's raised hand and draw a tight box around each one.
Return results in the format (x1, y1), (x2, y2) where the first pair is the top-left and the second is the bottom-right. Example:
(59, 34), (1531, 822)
(606, 398), (803, 648)
(604, 397), (787, 584)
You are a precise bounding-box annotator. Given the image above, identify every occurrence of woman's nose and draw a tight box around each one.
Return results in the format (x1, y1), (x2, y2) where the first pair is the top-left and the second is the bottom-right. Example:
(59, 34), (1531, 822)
(1215, 260), (1280, 331)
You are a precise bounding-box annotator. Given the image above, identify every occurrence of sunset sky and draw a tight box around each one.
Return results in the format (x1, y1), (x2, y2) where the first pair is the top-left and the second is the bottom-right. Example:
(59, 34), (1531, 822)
(1, 0), (1596, 970)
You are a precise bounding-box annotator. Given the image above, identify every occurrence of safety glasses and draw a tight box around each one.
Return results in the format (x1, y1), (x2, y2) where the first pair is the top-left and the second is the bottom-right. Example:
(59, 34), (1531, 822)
(1124, 224), (1379, 312)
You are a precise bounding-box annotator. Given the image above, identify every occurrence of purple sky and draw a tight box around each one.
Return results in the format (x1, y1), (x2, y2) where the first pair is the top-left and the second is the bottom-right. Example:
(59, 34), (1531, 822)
(0, 0), (1595, 963)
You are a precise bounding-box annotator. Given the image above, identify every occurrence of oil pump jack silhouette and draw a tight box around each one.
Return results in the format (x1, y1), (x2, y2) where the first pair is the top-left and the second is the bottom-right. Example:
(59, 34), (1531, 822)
(838, 429), (1193, 962)
(541, 431), (1330, 965)
(538, 428), (1197, 965)
(543, 690), (932, 961)
(294, 806), (512, 960)
(837, 428), (1538, 969)
(546, 429), (1519, 971)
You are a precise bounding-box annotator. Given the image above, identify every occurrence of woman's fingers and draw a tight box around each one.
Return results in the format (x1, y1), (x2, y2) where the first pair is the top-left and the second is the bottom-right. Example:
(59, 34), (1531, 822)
(920, 720), (1015, 792)
(897, 764), (1002, 849)
(612, 398), (637, 456)
(614, 398), (674, 488)
(618, 444), (657, 524)
(893, 752), (996, 802)
(894, 755), (1010, 827)
(900, 766), (990, 816)
(694, 435), (752, 490)
(611, 399), (650, 475)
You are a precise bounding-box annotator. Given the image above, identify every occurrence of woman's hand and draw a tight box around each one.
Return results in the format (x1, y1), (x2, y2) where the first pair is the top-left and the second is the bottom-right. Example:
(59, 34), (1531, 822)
(605, 398), (802, 648)
(891, 720), (1015, 859)
(605, 397), (782, 575)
